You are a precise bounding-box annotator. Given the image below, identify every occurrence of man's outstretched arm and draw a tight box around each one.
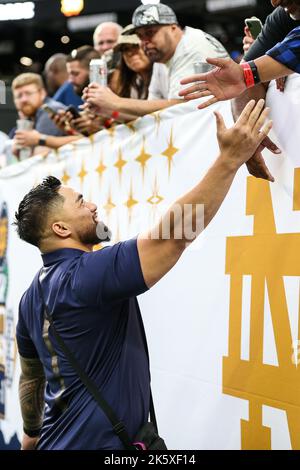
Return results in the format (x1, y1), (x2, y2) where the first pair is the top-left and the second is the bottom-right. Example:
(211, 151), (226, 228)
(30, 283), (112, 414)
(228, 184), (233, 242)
(180, 25), (300, 106)
(137, 99), (272, 288)
(19, 355), (46, 450)
(179, 56), (293, 108)
(179, 54), (290, 182)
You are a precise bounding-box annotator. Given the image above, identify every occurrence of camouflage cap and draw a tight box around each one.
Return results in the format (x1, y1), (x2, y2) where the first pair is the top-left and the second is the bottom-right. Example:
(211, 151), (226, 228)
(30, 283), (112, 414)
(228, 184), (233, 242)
(114, 24), (141, 51)
(125, 3), (178, 35)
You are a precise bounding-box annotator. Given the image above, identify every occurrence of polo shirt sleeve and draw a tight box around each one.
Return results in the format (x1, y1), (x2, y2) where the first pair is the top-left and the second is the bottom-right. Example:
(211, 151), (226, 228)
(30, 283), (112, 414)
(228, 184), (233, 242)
(73, 237), (149, 305)
(266, 26), (300, 74)
(16, 296), (39, 359)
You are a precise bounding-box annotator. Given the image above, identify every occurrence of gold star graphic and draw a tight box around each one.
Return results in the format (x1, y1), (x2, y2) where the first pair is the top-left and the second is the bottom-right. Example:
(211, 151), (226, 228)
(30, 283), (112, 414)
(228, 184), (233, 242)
(152, 111), (162, 135)
(125, 121), (136, 134)
(78, 161), (88, 185)
(125, 180), (138, 224)
(161, 127), (179, 178)
(61, 170), (71, 185)
(106, 124), (116, 142)
(103, 188), (116, 218)
(147, 175), (164, 206)
(95, 150), (107, 180)
(114, 148), (127, 181)
(96, 159), (106, 177)
(135, 137), (152, 181)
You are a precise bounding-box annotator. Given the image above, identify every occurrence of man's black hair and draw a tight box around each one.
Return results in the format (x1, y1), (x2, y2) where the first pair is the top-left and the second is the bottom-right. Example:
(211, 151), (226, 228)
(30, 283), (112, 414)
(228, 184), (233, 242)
(66, 45), (100, 69)
(14, 176), (63, 248)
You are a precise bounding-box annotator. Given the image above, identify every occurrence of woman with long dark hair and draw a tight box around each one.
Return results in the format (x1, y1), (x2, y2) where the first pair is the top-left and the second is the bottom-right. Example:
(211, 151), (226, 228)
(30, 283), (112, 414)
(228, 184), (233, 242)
(110, 25), (153, 99)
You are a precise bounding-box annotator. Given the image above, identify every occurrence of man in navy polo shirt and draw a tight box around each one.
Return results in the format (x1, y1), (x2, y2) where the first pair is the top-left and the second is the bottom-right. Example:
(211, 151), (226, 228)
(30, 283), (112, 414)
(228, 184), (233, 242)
(15, 99), (272, 450)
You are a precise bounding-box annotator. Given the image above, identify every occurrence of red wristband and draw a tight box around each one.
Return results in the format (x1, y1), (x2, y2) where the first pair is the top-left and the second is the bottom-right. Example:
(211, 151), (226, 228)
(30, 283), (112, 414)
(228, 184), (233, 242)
(104, 111), (120, 128)
(104, 118), (114, 128)
(66, 128), (78, 136)
(111, 111), (120, 119)
(241, 62), (255, 88)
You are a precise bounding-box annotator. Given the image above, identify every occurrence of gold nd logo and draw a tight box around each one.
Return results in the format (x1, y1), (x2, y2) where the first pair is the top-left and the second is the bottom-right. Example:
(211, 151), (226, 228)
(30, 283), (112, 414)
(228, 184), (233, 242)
(223, 171), (300, 450)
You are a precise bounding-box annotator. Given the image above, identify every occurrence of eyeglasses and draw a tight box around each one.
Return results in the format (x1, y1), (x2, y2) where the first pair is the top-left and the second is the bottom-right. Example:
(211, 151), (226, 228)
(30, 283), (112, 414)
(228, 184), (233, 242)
(14, 89), (41, 101)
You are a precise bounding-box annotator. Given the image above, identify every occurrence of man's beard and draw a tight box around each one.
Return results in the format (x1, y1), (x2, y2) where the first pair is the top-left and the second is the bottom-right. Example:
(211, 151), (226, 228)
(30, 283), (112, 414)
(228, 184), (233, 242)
(79, 221), (112, 245)
(144, 48), (164, 63)
(73, 78), (89, 96)
(20, 103), (37, 117)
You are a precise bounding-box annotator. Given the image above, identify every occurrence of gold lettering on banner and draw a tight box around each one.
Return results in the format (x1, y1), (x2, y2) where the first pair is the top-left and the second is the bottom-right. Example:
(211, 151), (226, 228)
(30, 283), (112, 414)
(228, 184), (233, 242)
(223, 175), (300, 450)
(293, 168), (300, 211)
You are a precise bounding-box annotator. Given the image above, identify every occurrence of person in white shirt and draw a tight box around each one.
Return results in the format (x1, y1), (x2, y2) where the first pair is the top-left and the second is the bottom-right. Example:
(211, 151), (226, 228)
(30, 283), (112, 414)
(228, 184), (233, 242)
(83, 3), (228, 121)
(148, 25), (228, 100)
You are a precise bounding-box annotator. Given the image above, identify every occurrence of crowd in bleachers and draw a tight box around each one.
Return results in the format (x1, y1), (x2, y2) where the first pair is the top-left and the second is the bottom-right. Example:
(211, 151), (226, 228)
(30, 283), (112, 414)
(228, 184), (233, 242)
(0, 1), (300, 175)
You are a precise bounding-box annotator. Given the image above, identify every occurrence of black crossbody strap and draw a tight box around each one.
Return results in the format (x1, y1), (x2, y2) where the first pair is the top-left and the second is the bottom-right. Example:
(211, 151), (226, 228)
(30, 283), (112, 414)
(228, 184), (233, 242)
(37, 273), (134, 450)
(135, 307), (158, 433)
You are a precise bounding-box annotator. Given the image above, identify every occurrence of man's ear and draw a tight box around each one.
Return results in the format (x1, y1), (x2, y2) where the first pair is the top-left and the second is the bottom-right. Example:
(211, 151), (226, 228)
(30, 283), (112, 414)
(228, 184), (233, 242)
(52, 221), (71, 239)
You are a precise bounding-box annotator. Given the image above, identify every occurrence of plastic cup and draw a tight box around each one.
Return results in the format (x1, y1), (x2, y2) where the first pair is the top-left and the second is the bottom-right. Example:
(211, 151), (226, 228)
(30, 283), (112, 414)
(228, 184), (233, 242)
(16, 119), (34, 131)
(16, 119), (34, 161)
(193, 62), (216, 74)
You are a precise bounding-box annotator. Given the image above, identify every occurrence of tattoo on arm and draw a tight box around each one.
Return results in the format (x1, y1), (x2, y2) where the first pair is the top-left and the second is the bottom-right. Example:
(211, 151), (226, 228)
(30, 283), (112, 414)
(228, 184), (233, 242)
(19, 356), (46, 435)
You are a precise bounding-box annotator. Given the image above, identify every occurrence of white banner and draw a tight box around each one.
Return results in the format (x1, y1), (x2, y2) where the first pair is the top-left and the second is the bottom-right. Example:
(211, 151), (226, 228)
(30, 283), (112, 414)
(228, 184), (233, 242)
(0, 76), (300, 449)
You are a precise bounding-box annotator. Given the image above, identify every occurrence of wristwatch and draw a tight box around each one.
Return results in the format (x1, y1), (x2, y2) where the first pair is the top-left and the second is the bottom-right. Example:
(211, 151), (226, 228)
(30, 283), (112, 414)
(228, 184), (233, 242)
(38, 134), (47, 146)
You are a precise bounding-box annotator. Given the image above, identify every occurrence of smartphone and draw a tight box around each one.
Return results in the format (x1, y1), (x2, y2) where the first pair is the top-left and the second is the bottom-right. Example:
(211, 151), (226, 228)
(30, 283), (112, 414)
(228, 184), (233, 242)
(245, 16), (263, 39)
(42, 104), (58, 118)
(65, 105), (81, 119)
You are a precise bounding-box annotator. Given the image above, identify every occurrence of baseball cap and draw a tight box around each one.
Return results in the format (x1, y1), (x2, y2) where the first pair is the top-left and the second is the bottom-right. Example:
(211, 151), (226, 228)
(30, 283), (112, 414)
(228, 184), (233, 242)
(114, 24), (141, 52)
(125, 3), (178, 35)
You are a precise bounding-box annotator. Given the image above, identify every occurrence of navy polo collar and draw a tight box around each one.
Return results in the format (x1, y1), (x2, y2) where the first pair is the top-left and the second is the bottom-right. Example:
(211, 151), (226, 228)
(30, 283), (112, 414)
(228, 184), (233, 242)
(41, 248), (86, 267)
